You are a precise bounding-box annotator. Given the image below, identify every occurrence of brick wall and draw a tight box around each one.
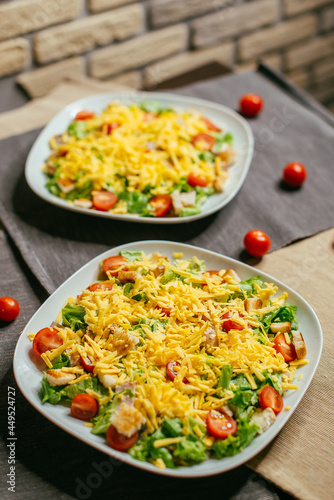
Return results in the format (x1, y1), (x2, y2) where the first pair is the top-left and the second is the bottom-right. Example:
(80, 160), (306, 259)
(0, 0), (334, 110)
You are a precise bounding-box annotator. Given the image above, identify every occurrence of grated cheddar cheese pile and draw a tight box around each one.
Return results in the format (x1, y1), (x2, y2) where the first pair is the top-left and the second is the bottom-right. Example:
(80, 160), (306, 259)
(31, 250), (307, 469)
(43, 101), (236, 218)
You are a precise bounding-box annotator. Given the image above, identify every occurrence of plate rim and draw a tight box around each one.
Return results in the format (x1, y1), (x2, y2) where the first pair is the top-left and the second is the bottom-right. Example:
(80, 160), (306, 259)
(13, 240), (323, 477)
(24, 91), (254, 225)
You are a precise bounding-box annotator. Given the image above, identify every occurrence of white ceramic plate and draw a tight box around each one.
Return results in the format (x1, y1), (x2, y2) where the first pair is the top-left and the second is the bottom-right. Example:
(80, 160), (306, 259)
(13, 241), (322, 477)
(25, 91), (254, 224)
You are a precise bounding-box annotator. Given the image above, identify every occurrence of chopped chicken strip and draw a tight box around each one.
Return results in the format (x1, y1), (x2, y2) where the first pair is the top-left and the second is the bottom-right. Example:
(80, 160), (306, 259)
(221, 405), (233, 417)
(222, 268), (240, 283)
(45, 369), (76, 387)
(118, 270), (141, 284)
(203, 325), (218, 349)
(244, 298), (262, 313)
(251, 408), (276, 435)
(110, 402), (145, 437)
(219, 144), (237, 166)
(291, 330), (307, 359)
(74, 198), (93, 209)
(180, 191), (196, 207)
(110, 325), (139, 355)
(98, 373), (118, 388)
(45, 161), (56, 176)
(68, 352), (81, 366)
(171, 190), (183, 215)
(271, 322), (291, 334)
(56, 178), (75, 193)
(151, 252), (169, 263)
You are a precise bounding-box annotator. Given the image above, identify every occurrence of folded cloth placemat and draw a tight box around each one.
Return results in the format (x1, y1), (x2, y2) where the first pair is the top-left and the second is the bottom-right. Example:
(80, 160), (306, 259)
(0, 70), (333, 295)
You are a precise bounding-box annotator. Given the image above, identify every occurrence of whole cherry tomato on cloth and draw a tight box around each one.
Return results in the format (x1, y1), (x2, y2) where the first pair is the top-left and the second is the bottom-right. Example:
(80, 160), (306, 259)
(283, 162), (307, 187)
(240, 94), (263, 117)
(0, 296), (20, 322)
(244, 230), (271, 257)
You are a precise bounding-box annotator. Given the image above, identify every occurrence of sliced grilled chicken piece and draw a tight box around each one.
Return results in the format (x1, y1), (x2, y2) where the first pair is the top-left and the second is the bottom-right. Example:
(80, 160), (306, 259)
(45, 370), (76, 387)
(111, 325), (139, 355)
(222, 268), (240, 283)
(171, 190), (183, 215)
(251, 408), (276, 435)
(56, 178), (75, 193)
(203, 325), (218, 349)
(291, 330), (307, 359)
(270, 322), (291, 334)
(74, 198), (93, 209)
(98, 373), (118, 388)
(110, 402), (145, 437)
(180, 191), (196, 207)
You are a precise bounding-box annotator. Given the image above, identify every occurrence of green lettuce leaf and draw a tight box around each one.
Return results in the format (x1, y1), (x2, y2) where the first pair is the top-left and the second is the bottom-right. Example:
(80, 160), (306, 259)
(62, 303), (87, 331)
(119, 250), (143, 262)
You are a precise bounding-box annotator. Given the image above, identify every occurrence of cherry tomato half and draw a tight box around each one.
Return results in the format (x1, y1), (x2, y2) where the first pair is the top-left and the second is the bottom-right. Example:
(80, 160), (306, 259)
(92, 191), (118, 211)
(75, 110), (95, 121)
(71, 394), (98, 420)
(222, 311), (244, 332)
(239, 94), (263, 117)
(166, 361), (188, 384)
(155, 305), (171, 316)
(273, 333), (296, 363)
(0, 296), (20, 322)
(283, 162), (307, 187)
(106, 424), (139, 451)
(33, 327), (63, 358)
(187, 172), (209, 188)
(149, 194), (172, 217)
(88, 282), (114, 292)
(259, 385), (283, 414)
(244, 230), (271, 258)
(206, 410), (238, 438)
(102, 256), (128, 276)
(201, 117), (221, 132)
(191, 133), (215, 151)
(80, 355), (95, 373)
(100, 122), (121, 134)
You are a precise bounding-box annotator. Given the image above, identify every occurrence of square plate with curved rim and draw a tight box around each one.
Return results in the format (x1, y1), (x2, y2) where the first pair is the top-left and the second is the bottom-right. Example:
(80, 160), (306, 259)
(25, 92), (254, 224)
(13, 241), (322, 477)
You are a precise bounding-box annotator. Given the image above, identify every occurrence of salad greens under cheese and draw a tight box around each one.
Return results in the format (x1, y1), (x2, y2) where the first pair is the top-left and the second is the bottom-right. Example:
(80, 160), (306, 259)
(43, 101), (236, 218)
(30, 251), (307, 469)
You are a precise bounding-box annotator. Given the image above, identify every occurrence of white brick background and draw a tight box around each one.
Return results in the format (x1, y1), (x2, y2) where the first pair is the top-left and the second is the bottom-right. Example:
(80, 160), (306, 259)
(0, 0), (334, 110)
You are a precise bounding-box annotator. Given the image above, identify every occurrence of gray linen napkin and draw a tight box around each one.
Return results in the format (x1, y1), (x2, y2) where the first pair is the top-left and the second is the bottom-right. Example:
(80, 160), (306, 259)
(0, 70), (333, 296)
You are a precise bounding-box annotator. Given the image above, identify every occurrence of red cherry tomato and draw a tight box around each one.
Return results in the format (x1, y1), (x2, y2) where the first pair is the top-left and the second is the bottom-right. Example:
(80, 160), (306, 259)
(149, 194), (172, 217)
(106, 424), (138, 451)
(0, 296), (20, 322)
(100, 122), (121, 134)
(155, 305), (171, 316)
(102, 256), (128, 276)
(239, 94), (263, 117)
(88, 282), (114, 292)
(244, 230), (271, 258)
(283, 162), (307, 187)
(191, 133), (215, 151)
(166, 361), (188, 383)
(187, 172), (209, 188)
(33, 327), (63, 358)
(71, 394), (98, 420)
(222, 311), (244, 332)
(92, 191), (118, 211)
(273, 333), (296, 363)
(201, 117), (221, 132)
(80, 355), (95, 373)
(75, 110), (95, 121)
(259, 385), (283, 414)
(206, 410), (238, 438)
